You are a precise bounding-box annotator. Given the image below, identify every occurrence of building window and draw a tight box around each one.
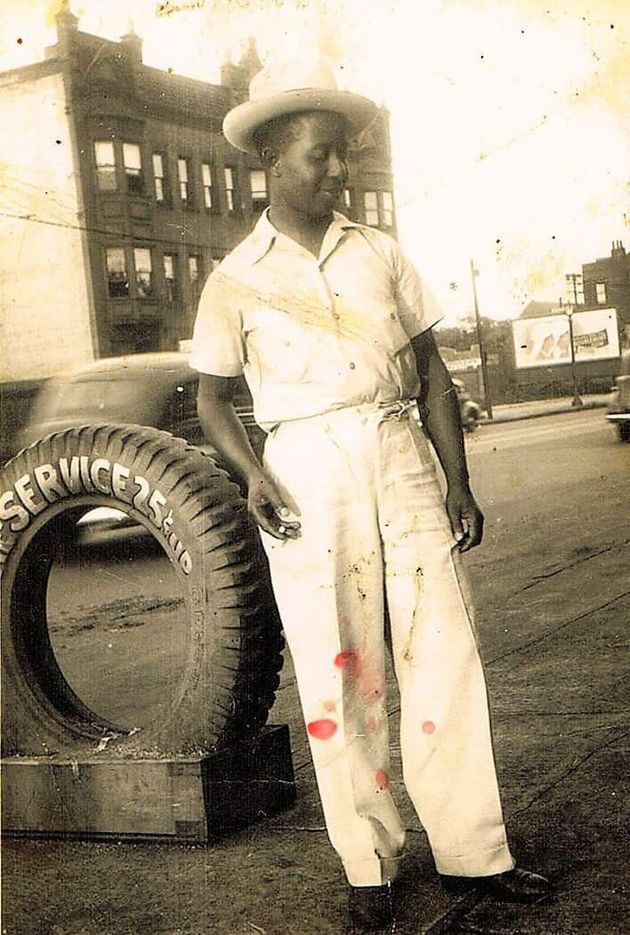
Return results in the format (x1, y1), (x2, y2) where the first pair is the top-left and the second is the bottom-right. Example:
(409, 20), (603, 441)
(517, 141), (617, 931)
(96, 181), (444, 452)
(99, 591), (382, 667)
(134, 247), (154, 298)
(596, 282), (607, 304)
(343, 188), (353, 210)
(201, 163), (214, 209)
(381, 191), (394, 228)
(94, 141), (117, 192)
(123, 143), (144, 195)
(224, 166), (236, 211)
(178, 157), (190, 204)
(364, 191), (379, 226)
(188, 254), (200, 283)
(105, 247), (128, 297)
(250, 169), (268, 211)
(153, 153), (166, 203)
(163, 253), (178, 303)
(565, 272), (584, 304)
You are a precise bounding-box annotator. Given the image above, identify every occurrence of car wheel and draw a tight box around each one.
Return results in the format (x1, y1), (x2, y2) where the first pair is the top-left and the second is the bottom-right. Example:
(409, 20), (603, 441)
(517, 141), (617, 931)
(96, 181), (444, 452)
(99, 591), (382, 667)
(0, 424), (283, 757)
(616, 422), (630, 443)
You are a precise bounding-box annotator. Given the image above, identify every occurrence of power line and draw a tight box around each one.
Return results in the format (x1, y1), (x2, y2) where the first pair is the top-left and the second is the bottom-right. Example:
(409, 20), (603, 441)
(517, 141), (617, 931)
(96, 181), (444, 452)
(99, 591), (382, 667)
(0, 208), (216, 252)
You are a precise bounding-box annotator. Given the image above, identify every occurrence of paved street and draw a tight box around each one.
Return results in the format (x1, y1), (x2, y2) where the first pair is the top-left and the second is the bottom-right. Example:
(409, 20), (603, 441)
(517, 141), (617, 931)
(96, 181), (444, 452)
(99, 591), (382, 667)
(3, 408), (629, 934)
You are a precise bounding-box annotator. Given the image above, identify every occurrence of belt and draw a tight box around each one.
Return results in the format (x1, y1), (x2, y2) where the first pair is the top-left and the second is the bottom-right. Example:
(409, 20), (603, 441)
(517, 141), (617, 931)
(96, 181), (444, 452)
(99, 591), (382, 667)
(263, 399), (418, 433)
(377, 400), (417, 421)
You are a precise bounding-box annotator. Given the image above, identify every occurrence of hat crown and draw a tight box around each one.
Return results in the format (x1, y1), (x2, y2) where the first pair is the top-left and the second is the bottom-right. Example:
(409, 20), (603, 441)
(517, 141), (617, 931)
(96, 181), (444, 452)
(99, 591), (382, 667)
(223, 58), (376, 154)
(248, 59), (339, 104)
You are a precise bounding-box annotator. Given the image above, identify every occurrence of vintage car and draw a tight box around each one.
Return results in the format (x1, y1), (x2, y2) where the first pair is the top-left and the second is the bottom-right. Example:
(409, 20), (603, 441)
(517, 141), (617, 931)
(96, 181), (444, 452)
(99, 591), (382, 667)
(451, 378), (483, 432)
(17, 351), (263, 456)
(15, 351), (265, 544)
(606, 349), (630, 442)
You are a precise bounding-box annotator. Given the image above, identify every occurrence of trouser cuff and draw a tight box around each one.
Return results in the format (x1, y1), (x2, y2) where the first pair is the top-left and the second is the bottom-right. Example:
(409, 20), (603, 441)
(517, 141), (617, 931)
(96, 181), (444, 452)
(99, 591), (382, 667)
(434, 842), (515, 877)
(343, 855), (402, 887)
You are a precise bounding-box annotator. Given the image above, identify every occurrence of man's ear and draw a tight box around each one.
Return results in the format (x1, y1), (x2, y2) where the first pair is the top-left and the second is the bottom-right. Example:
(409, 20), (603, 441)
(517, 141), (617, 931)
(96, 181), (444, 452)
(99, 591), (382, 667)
(261, 146), (281, 175)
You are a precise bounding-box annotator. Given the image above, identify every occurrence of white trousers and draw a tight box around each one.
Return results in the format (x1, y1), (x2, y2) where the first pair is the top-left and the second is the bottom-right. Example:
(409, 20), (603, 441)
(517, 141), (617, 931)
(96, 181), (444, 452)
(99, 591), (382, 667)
(261, 403), (515, 887)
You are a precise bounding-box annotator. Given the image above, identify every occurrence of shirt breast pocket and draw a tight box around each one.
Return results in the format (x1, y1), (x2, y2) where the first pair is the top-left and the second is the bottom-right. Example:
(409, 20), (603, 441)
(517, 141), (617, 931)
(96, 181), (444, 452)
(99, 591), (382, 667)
(245, 305), (317, 384)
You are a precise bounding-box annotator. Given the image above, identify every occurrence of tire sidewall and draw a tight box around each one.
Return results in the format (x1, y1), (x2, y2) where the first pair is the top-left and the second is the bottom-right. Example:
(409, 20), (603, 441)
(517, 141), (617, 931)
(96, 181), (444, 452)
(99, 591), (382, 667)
(1, 424), (278, 757)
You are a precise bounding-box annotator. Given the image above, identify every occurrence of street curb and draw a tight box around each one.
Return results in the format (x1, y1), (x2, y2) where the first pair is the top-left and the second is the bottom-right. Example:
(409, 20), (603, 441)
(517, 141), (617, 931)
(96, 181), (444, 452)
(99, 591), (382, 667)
(481, 400), (607, 426)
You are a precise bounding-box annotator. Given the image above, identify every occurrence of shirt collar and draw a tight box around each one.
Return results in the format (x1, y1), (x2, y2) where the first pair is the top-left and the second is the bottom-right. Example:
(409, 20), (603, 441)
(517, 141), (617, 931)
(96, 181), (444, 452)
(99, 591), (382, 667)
(242, 208), (361, 267)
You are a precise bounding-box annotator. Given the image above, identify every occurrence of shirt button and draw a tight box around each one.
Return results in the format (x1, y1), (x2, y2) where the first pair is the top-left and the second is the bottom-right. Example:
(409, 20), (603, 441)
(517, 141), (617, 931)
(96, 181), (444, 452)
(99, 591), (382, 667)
(349, 362), (356, 369)
(332, 312), (340, 320)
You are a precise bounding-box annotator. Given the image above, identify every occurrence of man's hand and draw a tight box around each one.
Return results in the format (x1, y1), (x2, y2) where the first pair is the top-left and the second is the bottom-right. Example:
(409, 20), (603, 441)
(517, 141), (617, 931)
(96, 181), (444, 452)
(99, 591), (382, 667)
(247, 470), (301, 540)
(445, 484), (484, 552)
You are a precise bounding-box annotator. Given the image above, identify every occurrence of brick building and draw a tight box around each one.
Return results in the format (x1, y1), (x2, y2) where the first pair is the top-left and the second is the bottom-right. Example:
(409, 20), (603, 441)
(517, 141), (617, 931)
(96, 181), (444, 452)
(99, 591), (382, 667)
(0, 6), (396, 379)
(581, 240), (630, 346)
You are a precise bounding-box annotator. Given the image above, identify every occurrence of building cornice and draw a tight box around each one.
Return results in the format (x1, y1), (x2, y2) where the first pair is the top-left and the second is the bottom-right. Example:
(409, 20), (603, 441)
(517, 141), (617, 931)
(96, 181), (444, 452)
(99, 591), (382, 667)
(0, 58), (61, 86)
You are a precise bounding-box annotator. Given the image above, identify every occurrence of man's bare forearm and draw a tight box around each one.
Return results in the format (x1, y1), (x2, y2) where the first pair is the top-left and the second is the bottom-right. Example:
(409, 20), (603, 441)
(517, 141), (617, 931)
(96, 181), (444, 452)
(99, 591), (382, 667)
(411, 331), (483, 550)
(412, 333), (470, 490)
(196, 373), (300, 539)
(197, 384), (263, 483)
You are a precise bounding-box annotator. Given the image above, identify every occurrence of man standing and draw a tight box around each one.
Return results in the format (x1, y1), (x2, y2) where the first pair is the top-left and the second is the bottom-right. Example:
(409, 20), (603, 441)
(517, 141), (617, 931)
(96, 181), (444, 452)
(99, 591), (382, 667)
(190, 60), (552, 930)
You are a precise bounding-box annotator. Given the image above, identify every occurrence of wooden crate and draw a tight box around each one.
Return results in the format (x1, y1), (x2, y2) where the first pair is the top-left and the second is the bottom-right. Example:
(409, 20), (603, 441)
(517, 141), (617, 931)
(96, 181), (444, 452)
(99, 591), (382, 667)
(1, 725), (296, 842)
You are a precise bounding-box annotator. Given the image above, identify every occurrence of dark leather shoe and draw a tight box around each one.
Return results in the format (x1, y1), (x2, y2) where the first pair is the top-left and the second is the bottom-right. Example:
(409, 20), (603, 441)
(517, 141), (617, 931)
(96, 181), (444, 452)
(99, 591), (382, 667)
(440, 867), (555, 904)
(348, 882), (395, 930)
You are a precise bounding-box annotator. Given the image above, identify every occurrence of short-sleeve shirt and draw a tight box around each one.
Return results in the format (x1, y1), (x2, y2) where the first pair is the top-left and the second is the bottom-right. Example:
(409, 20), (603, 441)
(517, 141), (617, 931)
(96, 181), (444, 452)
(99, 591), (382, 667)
(189, 210), (441, 429)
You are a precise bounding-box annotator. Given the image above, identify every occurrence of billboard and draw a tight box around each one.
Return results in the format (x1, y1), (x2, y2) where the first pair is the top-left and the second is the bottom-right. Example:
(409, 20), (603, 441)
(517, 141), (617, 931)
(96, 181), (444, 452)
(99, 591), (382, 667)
(513, 308), (620, 369)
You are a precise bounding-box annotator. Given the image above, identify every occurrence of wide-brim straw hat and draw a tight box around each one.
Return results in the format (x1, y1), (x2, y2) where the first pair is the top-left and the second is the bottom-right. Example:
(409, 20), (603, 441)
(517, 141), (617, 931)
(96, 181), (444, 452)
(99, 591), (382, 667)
(223, 59), (377, 155)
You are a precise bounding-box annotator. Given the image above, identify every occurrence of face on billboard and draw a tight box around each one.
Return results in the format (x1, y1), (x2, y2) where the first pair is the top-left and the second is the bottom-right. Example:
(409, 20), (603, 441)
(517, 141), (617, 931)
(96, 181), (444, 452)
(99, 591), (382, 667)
(513, 309), (620, 369)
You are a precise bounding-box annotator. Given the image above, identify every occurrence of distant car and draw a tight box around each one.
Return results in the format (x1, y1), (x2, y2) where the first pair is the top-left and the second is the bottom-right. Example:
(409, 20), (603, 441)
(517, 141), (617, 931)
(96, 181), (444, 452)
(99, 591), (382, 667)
(606, 349), (630, 442)
(16, 352), (266, 545)
(452, 378), (483, 433)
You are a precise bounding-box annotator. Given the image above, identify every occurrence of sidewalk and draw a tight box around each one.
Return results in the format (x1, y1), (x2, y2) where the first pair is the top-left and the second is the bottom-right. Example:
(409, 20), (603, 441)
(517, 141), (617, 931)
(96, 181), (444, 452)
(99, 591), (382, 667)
(484, 393), (609, 424)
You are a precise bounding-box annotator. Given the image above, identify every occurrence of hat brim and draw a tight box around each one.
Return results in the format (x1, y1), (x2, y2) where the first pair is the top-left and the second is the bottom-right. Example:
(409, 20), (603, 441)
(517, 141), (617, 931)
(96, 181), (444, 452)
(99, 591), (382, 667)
(223, 89), (377, 154)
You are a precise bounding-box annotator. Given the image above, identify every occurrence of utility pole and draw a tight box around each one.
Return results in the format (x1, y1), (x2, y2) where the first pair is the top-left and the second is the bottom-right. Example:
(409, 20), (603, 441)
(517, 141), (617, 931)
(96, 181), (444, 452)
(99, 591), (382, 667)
(470, 260), (493, 419)
(564, 275), (584, 407)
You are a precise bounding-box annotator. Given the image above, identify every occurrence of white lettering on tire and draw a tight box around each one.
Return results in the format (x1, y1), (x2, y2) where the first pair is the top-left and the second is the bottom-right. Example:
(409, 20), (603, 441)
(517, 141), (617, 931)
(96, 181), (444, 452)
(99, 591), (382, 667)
(0, 457), (191, 574)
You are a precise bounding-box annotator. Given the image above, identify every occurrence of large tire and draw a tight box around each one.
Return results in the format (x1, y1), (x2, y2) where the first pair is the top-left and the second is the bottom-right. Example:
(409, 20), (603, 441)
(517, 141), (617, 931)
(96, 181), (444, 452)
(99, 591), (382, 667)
(0, 424), (283, 757)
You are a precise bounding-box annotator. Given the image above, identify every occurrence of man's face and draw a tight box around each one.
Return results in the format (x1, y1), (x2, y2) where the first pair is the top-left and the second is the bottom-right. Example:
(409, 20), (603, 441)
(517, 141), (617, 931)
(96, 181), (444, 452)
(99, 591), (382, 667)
(270, 112), (349, 219)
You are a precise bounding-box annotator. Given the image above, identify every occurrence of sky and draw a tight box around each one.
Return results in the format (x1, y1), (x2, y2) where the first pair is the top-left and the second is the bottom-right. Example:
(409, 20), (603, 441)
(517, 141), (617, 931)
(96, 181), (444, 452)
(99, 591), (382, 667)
(1, 0), (629, 324)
